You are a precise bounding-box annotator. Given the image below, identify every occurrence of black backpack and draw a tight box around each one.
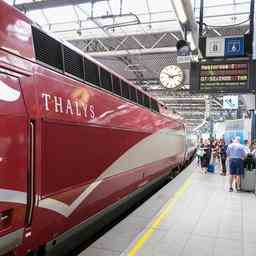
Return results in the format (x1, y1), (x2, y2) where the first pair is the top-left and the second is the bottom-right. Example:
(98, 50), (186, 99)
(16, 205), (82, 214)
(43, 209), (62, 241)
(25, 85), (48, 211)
(244, 154), (255, 171)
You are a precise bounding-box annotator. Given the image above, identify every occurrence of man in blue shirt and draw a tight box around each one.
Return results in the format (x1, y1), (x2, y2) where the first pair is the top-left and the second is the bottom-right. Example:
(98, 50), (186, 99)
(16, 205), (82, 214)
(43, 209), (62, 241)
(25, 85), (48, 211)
(226, 137), (246, 192)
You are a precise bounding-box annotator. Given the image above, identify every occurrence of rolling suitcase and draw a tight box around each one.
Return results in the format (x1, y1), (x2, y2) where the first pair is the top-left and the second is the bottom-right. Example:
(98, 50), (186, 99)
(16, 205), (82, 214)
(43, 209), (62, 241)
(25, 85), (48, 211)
(241, 155), (256, 192)
(207, 164), (215, 173)
(241, 169), (256, 192)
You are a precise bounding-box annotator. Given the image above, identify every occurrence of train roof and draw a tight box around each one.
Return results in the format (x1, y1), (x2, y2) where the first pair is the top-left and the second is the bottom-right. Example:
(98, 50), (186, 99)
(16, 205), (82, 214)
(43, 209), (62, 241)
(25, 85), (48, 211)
(1, 0), (160, 103)
(0, 0), (184, 124)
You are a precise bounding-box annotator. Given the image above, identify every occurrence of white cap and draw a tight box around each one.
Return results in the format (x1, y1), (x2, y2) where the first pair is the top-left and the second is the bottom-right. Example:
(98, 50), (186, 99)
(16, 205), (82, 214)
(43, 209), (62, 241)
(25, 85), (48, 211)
(234, 136), (241, 143)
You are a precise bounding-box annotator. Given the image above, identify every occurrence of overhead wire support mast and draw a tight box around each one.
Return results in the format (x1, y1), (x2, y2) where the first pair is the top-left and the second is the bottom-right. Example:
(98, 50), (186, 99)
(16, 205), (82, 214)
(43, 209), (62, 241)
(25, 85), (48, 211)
(198, 0), (204, 56)
(250, 0), (255, 35)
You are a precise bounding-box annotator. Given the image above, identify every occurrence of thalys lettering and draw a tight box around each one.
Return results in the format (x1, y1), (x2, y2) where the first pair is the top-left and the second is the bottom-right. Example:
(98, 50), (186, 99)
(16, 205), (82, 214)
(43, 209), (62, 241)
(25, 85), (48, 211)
(42, 93), (96, 119)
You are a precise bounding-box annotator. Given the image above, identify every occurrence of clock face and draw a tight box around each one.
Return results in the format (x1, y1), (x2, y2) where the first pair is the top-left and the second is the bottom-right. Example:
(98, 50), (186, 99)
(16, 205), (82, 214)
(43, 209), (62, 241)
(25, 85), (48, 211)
(159, 65), (184, 89)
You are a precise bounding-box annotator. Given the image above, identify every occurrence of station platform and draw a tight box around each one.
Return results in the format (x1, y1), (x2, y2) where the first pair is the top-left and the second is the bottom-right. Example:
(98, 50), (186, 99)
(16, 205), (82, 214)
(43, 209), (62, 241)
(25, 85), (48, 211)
(79, 161), (256, 256)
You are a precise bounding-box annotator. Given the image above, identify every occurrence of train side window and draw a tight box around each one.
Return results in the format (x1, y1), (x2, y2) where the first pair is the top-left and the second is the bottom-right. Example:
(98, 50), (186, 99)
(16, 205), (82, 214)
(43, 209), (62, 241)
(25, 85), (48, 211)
(121, 80), (130, 100)
(100, 67), (112, 92)
(137, 90), (143, 106)
(130, 86), (137, 103)
(63, 46), (84, 79)
(144, 95), (150, 109)
(32, 27), (63, 71)
(112, 76), (121, 96)
(84, 58), (100, 86)
(151, 99), (159, 112)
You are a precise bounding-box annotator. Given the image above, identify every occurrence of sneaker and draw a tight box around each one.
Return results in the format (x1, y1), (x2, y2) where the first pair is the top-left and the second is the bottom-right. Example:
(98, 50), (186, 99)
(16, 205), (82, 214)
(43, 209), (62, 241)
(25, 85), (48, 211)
(229, 187), (233, 192)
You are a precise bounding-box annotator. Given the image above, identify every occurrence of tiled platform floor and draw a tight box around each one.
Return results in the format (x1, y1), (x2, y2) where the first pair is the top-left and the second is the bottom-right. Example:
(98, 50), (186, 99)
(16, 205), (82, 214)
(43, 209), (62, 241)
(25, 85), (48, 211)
(79, 161), (256, 256)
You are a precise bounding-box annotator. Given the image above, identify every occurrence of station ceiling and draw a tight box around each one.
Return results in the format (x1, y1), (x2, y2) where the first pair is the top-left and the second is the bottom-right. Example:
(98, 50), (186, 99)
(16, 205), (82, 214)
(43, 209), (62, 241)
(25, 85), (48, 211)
(4, 0), (251, 131)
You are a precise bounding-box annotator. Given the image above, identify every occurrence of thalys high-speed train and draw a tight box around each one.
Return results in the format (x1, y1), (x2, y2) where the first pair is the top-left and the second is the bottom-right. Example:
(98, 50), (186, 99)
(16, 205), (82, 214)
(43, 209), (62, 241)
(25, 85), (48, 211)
(0, 1), (195, 255)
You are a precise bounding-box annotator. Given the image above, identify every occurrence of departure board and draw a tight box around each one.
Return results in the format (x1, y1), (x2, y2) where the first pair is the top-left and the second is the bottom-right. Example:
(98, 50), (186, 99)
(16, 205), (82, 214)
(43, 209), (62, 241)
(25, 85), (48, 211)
(191, 59), (250, 93)
(199, 61), (249, 92)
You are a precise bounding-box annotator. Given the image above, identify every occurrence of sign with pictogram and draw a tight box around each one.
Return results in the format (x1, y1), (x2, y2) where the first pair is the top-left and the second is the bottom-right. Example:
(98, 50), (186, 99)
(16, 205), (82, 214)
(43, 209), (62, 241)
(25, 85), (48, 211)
(205, 36), (245, 58)
(206, 37), (225, 57)
(224, 37), (244, 57)
(223, 95), (238, 109)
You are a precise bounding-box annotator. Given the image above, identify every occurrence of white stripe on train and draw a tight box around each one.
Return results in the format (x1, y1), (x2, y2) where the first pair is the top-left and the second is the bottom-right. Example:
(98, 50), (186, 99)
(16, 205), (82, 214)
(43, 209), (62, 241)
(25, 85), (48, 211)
(0, 128), (186, 217)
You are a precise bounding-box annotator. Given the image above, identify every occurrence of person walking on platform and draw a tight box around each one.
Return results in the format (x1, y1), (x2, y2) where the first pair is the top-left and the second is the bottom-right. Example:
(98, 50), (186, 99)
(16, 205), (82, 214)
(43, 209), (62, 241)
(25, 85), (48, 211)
(200, 141), (211, 174)
(251, 142), (256, 164)
(226, 137), (246, 192)
(243, 139), (251, 155)
(197, 139), (204, 166)
(219, 139), (228, 176)
(211, 140), (219, 169)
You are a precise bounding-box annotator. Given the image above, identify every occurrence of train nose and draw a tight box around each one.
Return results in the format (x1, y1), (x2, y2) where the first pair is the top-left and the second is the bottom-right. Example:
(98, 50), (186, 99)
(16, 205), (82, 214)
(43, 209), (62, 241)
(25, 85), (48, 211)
(0, 72), (29, 256)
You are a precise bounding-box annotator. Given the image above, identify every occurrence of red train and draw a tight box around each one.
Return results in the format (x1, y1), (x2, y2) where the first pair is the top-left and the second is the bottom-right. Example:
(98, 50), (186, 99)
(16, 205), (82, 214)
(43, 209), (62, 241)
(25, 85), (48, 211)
(0, 1), (195, 255)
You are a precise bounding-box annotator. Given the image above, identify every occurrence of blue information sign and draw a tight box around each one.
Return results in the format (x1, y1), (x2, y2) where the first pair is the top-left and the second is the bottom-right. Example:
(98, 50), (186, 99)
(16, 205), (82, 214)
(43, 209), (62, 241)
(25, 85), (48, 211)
(224, 37), (244, 57)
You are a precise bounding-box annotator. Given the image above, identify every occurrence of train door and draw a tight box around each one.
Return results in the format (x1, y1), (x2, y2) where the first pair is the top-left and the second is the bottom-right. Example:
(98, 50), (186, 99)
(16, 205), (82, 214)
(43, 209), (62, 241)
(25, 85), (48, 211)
(0, 71), (29, 255)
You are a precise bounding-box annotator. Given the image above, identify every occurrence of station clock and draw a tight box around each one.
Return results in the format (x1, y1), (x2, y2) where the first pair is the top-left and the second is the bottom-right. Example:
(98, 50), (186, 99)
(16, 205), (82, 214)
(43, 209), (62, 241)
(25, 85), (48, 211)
(160, 65), (184, 89)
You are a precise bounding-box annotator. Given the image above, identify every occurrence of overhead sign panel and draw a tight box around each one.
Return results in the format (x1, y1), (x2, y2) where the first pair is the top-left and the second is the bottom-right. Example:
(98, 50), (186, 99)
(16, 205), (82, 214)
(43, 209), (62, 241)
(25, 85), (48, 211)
(223, 96), (238, 109)
(190, 59), (251, 93)
(206, 36), (245, 58)
(206, 37), (225, 57)
(225, 37), (244, 57)
(200, 61), (248, 92)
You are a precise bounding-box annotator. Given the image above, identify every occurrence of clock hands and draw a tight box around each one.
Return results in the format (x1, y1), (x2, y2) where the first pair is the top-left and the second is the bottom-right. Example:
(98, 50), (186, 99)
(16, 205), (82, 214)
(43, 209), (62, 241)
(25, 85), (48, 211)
(162, 72), (181, 79)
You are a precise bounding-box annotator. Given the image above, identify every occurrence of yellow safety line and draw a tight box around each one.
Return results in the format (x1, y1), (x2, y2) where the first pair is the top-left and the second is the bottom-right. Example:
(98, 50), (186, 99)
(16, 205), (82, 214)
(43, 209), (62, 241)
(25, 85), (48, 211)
(128, 176), (192, 256)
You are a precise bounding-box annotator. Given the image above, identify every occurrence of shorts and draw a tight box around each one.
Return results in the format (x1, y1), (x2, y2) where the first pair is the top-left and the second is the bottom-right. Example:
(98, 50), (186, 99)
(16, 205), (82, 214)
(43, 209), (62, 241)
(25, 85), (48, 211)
(229, 158), (244, 176)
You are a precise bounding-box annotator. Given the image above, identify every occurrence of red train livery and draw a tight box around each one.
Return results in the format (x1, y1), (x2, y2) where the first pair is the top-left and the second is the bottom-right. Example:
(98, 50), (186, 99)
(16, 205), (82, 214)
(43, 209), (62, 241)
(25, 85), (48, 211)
(0, 1), (195, 255)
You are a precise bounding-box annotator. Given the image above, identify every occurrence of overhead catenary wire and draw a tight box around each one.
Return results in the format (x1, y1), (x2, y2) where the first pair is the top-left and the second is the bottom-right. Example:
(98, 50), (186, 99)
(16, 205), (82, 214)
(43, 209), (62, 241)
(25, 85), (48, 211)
(202, 18), (250, 29)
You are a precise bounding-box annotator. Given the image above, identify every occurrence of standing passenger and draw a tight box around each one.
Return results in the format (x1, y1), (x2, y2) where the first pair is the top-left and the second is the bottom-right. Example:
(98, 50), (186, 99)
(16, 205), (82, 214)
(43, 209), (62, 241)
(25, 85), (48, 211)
(226, 137), (246, 192)
(204, 141), (212, 173)
(243, 139), (251, 155)
(219, 139), (228, 176)
(211, 140), (218, 168)
(197, 139), (204, 166)
(201, 141), (211, 173)
(226, 139), (233, 174)
(251, 142), (256, 166)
